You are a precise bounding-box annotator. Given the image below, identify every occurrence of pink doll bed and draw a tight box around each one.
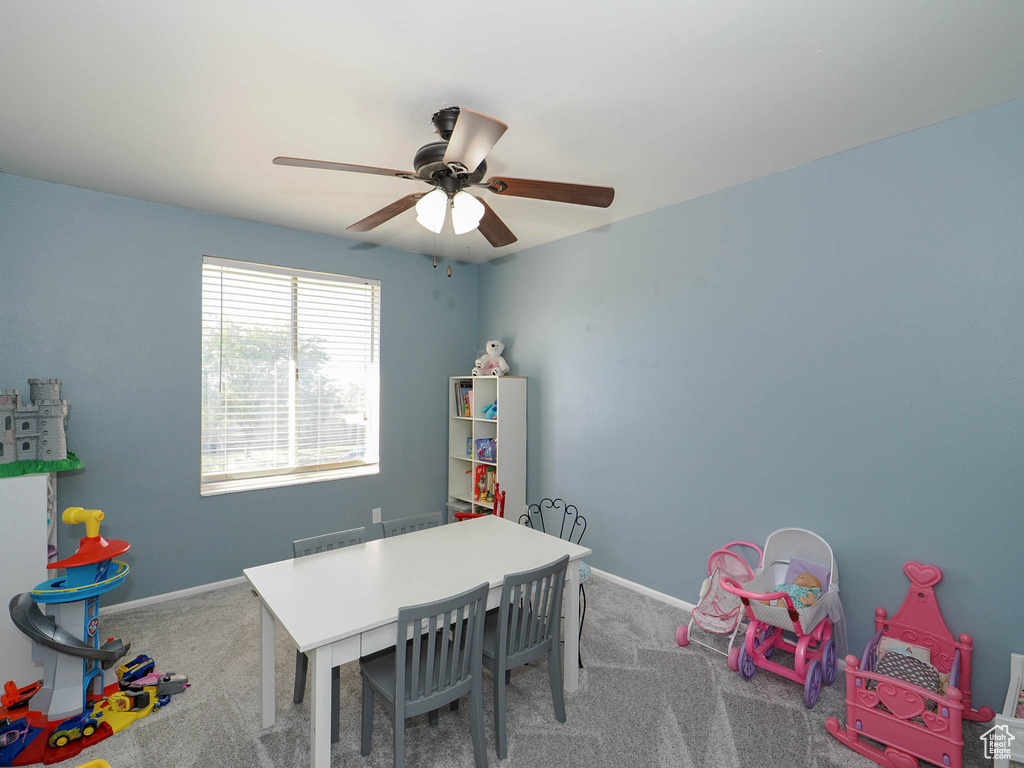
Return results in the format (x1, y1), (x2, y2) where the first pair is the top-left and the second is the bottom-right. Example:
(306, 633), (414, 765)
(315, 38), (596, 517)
(826, 561), (994, 768)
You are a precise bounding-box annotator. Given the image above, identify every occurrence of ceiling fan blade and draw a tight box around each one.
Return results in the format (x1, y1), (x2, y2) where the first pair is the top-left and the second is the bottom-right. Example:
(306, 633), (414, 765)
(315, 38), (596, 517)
(273, 156), (415, 179)
(442, 109), (508, 174)
(486, 176), (615, 208)
(474, 197), (518, 247)
(346, 193), (424, 232)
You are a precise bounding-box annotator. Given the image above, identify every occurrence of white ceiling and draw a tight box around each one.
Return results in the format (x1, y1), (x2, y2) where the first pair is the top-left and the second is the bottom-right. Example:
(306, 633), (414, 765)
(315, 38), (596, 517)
(2, 1), (1023, 264)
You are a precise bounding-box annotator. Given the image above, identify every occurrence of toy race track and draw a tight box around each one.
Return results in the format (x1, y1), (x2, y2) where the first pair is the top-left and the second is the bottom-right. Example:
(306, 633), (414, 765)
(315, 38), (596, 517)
(1, 507), (189, 766)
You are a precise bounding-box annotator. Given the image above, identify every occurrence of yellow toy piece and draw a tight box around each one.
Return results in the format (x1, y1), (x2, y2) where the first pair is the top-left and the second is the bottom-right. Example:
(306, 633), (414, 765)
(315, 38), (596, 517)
(62, 507), (106, 538)
(74, 761), (113, 768)
(89, 686), (158, 735)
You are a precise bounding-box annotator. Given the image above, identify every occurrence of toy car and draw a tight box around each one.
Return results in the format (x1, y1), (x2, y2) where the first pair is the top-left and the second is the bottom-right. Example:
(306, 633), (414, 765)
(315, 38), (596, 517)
(116, 653), (155, 684)
(47, 711), (99, 748)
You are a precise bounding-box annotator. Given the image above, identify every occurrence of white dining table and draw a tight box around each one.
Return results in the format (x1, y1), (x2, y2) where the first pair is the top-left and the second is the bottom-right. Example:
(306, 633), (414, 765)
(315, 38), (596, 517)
(243, 514), (592, 768)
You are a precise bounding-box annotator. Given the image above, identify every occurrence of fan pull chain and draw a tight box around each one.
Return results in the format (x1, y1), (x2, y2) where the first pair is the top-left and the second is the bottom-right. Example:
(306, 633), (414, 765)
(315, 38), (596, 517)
(447, 229), (452, 277)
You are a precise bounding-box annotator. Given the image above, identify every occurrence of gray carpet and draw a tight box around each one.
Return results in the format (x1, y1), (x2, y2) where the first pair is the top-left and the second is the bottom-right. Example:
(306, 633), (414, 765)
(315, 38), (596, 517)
(45, 574), (997, 767)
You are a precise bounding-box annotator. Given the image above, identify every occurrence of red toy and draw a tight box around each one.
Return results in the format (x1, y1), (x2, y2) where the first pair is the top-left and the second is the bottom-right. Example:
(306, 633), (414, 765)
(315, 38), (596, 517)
(826, 561), (994, 768)
(1, 683), (42, 711)
(453, 482), (506, 522)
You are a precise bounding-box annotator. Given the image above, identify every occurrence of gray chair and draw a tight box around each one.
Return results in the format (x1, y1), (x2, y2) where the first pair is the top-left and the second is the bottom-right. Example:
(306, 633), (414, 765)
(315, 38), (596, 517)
(292, 526), (367, 558)
(360, 582), (490, 768)
(291, 525), (367, 743)
(482, 554), (569, 759)
(382, 511), (443, 538)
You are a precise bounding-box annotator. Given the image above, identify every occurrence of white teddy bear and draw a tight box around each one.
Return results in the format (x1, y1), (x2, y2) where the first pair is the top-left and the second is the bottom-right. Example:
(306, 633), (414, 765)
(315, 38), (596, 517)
(472, 340), (510, 377)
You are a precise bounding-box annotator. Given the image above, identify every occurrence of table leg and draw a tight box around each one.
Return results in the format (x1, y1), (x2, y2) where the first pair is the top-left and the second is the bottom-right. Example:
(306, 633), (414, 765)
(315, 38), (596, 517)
(260, 602), (276, 728)
(310, 645), (332, 768)
(564, 559), (581, 692)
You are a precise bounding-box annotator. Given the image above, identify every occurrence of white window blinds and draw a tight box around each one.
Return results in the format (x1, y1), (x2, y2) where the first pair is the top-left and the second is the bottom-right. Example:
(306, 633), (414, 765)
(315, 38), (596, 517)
(201, 257), (380, 493)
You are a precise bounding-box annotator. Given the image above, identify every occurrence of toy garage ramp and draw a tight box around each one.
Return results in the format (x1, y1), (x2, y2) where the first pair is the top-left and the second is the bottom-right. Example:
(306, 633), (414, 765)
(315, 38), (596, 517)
(7, 594), (128, 667)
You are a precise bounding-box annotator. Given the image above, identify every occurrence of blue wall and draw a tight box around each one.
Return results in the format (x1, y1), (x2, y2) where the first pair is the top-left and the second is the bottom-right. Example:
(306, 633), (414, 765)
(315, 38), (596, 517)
(0, 175), (477, 602)
(3, 97), (1021, 708)
(477, 98), (1024, 708)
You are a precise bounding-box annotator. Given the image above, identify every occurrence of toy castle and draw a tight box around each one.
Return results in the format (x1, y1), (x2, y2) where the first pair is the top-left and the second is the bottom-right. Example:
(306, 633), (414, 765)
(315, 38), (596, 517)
(0, 379), (69, 465)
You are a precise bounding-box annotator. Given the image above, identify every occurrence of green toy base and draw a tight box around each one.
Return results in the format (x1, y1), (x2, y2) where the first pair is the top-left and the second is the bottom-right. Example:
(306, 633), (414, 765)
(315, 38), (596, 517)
(0, 451), (83, 478)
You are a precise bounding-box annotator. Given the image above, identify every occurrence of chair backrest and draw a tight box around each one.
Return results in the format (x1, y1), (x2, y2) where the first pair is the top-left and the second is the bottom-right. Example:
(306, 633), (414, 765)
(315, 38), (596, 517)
(292, 526), (367, 559)
(496, 554), (569, 668)
(395, 581), (489, 717)
(382, 511), (443, 538)
(519, 498), (586, 545)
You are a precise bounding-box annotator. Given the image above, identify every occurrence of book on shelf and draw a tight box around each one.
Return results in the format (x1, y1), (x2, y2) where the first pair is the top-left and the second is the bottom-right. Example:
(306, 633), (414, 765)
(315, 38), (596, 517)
(453, 379), (473, 418)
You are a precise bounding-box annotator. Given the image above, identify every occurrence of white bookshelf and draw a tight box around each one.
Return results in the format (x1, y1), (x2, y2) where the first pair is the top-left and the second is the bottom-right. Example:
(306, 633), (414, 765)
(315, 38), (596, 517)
(447, 376), (526, 521)
(0, 474), (49, 685)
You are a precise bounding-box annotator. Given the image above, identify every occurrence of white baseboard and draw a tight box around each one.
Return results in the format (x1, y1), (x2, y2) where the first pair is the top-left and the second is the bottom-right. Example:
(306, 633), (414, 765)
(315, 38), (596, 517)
(99, 576), (247, 616)
(589, 566), (848, 669)
(589, 566), (696, 612)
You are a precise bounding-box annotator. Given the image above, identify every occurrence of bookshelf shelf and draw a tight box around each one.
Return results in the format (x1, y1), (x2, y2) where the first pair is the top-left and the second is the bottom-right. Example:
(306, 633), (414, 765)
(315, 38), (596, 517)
(448, 376), (526, 520)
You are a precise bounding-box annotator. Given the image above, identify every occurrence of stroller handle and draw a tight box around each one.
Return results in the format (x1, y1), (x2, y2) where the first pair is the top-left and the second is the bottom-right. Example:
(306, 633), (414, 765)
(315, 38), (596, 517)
(721, 541), (764, 568)
(718, 575), (806, 635)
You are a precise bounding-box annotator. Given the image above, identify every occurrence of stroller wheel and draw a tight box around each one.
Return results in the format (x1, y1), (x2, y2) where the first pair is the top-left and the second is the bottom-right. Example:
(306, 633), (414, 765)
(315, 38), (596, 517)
(727, 647), (740, 672)
(803, 659), (822, 708)
(676, 625), (689, 646)
(822, 638), (837, 685)
(738, 646), (757, 680)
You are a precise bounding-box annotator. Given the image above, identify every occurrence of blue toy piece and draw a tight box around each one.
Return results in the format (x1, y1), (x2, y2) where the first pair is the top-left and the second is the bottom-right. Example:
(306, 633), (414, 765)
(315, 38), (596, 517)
(482, 401), (498, 419)
(116, 655), (155, 685)
(0, 717), (29, 749)
(0, 717), (35, 764)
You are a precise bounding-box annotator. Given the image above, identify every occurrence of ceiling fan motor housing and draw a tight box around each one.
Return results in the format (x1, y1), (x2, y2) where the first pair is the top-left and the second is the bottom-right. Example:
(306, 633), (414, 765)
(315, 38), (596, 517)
(413, 140), (486, 184)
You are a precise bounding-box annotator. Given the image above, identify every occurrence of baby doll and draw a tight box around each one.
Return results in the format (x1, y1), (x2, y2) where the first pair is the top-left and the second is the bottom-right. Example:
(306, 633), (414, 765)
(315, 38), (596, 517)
(765, 572), (821, 608)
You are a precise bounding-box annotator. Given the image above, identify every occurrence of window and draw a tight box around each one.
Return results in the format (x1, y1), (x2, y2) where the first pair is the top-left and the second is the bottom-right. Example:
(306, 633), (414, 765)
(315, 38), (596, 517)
(201, 257), (380, 495)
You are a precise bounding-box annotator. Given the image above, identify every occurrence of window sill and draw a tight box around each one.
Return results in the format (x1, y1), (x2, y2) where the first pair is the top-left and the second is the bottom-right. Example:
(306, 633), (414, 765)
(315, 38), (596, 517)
(201, 464), (378, 497)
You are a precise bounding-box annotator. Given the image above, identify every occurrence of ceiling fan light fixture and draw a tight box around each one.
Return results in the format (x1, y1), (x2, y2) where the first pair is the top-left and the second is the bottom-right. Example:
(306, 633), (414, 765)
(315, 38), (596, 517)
(450, 191), (485, 235)
(415, 188), (448, 233)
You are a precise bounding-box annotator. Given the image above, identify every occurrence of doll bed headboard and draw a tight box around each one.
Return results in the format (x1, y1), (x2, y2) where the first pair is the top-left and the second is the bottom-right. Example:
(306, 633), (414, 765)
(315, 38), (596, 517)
(873, 562), (974, 683)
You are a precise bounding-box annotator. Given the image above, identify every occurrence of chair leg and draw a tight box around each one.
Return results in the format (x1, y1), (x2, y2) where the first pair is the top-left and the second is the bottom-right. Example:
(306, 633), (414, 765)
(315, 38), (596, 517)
(331, 666), (340, 744)
(493, 663), (508, 760)
(394, 711), (406, 768)
(549, 642), (566, 723)
(450, 699), (459, 711)
(360, 677), (374, 757)
(578, 583), (586, 670)
(428, 708), (439, 726)
(293, 649), (308, 704)
(470, 681), (488, 768)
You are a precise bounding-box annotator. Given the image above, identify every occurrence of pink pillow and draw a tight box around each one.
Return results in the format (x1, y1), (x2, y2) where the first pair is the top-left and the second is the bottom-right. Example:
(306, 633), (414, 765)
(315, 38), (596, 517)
(784, 557), (831, 595)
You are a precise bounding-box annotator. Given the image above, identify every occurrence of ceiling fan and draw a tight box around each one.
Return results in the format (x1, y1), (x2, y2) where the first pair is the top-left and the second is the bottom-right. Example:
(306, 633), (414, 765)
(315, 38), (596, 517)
(273, 106), (615, 249)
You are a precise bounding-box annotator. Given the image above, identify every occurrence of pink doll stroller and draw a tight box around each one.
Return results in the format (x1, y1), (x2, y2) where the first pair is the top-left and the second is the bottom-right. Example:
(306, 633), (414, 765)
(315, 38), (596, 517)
(676, 541), (763, 658)
(719, 527), (848, 708)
